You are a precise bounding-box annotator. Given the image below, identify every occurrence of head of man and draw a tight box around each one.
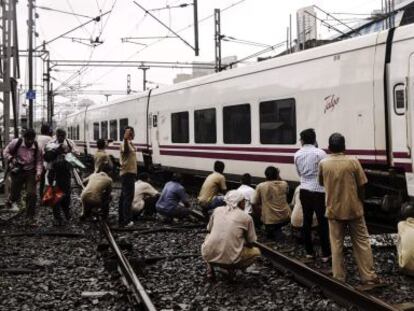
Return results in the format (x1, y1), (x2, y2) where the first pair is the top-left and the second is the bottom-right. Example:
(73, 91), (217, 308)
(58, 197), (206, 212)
(241, 173), (251, 186)
(300, 128), (316, 146)
(41, 124), (51, 136)
(56, 128), (67, 144)
(99, 163), (112, 175)
(328, 133), (346, 154)
(138, 172), (150, 182)
(265, 166), (280, 181)
(214, 160), (225, 174)
(171, 172), (182, 183)
(124, 126), (135, 141)
(23, 128), (36, 147)
(224, 190), (245, 211)
(97, 139), (106, 150)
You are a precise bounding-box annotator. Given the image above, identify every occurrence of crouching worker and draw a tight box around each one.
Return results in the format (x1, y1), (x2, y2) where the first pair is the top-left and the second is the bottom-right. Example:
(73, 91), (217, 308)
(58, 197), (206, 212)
(80, 163), (113, 221)
(156, 173), (190, 221)
(252, 166), (291, 241)
(201, 190), (261, 280)
(132, 172), (159, 219)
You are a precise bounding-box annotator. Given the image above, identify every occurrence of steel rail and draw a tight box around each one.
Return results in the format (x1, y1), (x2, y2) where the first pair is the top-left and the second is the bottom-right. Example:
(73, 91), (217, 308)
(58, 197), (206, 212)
(254, 242), (400, 311)
(100, 221), (157, 311)
(72, 169), (156, 311)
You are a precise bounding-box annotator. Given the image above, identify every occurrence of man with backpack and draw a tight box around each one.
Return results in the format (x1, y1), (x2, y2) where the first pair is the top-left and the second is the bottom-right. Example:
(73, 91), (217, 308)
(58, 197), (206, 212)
(45, 128), (77, 226)
(3, 129), (42, 224)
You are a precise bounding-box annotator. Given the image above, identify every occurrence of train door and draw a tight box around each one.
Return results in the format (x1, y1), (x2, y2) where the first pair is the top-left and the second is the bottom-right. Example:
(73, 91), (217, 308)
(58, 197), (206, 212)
(406, 54), (414, 196)
(149, 111), (160, 165)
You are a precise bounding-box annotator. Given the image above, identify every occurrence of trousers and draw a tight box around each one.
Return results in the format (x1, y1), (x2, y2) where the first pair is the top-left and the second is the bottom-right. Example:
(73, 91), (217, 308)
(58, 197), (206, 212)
(210, 247), (261, 270)
(9, 170), (37, 219)
(329, 217), (377, 282)
(300, 189), (331, 257)
(119, 173), (136, 225)
(47, 159), (72, 223)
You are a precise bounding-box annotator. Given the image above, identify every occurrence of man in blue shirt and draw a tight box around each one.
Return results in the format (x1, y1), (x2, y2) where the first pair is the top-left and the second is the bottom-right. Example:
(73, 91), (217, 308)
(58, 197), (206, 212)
(156, 173), (190, 219)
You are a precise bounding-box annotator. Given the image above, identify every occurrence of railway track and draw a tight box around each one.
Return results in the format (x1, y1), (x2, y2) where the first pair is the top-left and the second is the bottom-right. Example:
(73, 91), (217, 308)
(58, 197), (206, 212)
(254, 242), (401, 311)
(73, 169), (157, 311)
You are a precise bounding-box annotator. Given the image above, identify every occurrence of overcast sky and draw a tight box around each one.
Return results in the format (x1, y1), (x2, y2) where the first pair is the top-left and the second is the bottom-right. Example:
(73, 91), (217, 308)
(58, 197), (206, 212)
(15, 0), (383, 119)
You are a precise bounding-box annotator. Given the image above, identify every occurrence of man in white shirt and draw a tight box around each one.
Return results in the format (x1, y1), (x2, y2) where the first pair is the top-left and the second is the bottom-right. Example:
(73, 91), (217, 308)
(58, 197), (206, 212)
(294, 128), (331, 261)
(132, 172), (159, 218)
(237, 173), (255, 214)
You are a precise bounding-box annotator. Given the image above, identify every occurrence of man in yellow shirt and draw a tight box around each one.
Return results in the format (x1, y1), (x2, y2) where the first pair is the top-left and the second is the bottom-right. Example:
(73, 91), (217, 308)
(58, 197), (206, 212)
(252, 166), (291, 240)
(198, 161), (227, 212)
(81, 163), (113, 221)
(319, 133), (380, 284)
(119, 126), (137, 227)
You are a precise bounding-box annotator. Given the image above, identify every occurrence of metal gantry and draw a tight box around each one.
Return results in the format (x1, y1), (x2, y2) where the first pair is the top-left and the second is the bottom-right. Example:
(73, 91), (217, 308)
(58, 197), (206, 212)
(1, 0), (20, 147)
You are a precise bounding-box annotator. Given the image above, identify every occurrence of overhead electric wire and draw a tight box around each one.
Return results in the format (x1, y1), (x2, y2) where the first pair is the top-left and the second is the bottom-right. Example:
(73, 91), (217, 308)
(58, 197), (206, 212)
(35, 5), (95, 19)
(91, 0), (249, 85)
(66, 0), (91, 37)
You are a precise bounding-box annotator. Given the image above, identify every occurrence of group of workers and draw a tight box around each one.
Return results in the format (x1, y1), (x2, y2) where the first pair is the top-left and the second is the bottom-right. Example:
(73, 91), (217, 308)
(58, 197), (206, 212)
(2, 125), (413, 283)
(3, 125), (77, 226)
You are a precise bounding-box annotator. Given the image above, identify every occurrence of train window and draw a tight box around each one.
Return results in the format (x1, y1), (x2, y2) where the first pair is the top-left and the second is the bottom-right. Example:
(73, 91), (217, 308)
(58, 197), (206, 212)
(110, 119), (118, 141)
(394, 84), (405, 115)
(195, 108), (216, 143)
(101, 121), (108, 140)
(93, 122), (99, 140)
(171, 112), (189, 143)
(67, 127), (71, 139)
(76, 125), (80, 141)
(223, 104), (251, 144)
(260, 98), (296, 144)
(119, 118), (128, 140)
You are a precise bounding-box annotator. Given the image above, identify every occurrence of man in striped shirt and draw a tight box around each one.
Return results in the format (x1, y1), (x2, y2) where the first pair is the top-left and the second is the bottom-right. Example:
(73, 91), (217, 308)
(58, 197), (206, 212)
(294, 129), (331, 261)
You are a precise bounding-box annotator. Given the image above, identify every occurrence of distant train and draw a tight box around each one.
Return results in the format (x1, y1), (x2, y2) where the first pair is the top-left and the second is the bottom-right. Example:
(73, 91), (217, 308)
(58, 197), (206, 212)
(66, 23), (414, 221)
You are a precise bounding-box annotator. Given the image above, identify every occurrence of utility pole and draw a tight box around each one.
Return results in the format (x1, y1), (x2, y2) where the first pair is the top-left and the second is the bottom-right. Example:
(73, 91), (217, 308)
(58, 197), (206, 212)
(214, 9), (222, 72)
(138, 65), (149, 91)
(193, 0), (199, 56)
(28, 0), (34, 128)
(2, 0), (12, 146)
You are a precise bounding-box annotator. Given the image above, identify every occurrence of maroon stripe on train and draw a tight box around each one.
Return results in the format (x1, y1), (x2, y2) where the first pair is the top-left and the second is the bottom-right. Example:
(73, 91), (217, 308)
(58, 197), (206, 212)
(160, 149), (389, 165)
(393, 152), (411, 159)
(394, 162), (413, 172)
(89, 146), (147, 152)
(160, 149), (294, 163)
(159, 145), (386, 156)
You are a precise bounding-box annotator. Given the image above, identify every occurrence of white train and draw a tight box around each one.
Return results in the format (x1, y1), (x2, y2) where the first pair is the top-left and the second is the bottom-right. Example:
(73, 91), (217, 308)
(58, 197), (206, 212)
(66, 23), (414, 217)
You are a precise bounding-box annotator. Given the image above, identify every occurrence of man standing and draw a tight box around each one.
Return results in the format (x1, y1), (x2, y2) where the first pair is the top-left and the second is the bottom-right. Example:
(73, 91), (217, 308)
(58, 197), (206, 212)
(294, 128), (331, 261)
(119, 126), (137, 227)
(319, 133), (379, 284)
(46, 128), (76, 226)
(198, 161), (227, 211)
(37, 124), (53, 198)
(3, 129), (42, 224)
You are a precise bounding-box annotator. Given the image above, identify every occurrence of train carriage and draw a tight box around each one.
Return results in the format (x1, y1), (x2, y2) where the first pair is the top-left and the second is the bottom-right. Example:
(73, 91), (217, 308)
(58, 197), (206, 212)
(66, 23), (414, 219)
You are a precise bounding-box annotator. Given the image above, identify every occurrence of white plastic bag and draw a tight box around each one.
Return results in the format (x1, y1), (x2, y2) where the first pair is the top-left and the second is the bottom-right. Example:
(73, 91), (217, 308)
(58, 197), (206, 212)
(290, 186), (318, 228)
(65, 153), (85, 169)
(397, 217), (414, 276)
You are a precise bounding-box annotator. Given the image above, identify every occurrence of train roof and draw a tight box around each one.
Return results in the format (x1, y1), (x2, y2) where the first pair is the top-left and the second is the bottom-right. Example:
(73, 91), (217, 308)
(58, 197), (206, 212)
(67, 23), (414, 118)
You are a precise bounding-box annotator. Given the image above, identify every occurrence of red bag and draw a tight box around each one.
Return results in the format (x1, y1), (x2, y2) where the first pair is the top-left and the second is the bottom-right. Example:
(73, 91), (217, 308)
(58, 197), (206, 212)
(42, 186), (64, 206)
